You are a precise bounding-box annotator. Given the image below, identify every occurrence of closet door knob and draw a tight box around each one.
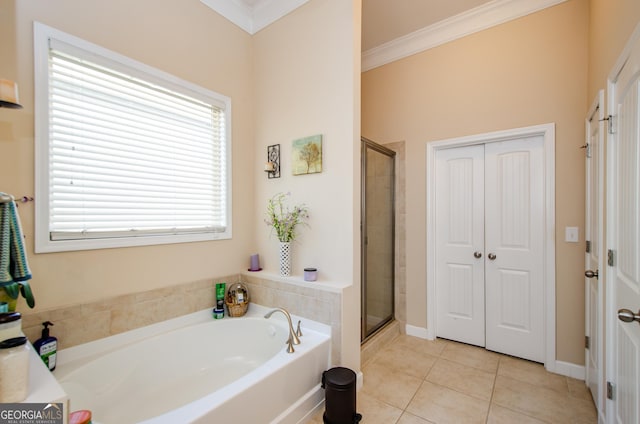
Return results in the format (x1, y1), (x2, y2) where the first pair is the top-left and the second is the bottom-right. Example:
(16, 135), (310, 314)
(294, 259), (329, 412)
(473, 251), (482, 259)
(585, 270), (599, 279)
(618, 309), (640, 324)
(488, 253), (497, 260)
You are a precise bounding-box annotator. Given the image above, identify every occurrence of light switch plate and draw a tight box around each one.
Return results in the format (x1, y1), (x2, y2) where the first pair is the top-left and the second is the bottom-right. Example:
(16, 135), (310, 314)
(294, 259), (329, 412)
(565, 227), (579, 243)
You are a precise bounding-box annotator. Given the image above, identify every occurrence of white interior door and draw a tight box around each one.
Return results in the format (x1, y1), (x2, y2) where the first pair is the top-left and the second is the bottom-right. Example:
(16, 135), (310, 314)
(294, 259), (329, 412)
(607, 29), (640, 424)
(585, 91), (604, 413)
(485, 137), (545, 363)
(435, 137), (545, 361)
(435, 145), (485, 346)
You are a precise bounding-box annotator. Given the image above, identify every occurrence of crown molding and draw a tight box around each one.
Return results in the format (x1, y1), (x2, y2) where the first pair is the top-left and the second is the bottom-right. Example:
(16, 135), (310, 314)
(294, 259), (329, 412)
(200, 0), (310, 34)
(362, 0), (567, 72)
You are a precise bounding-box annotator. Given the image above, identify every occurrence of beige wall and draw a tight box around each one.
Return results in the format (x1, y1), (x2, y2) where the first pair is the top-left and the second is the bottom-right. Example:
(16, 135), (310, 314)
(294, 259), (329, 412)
(252, 0), (361, 371)
(252, 0), (358, 283)
(1, 0), (362, 370)
(0, 0), (255, 310)
(362, 0), (589, 364)
(588, 0), (640, 101)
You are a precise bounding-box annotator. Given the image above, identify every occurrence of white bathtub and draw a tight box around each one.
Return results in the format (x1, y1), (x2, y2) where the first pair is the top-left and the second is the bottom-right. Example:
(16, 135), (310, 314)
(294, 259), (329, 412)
(54, 304), (331, 424)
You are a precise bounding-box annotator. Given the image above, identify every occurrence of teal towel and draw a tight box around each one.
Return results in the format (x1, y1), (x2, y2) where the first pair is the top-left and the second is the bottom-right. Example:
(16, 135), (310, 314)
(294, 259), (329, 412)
(0, 193), (32, 285)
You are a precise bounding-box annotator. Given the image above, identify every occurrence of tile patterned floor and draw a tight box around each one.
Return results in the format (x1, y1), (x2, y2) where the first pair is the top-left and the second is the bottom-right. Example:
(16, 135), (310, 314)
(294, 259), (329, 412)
(309, 335), (597, 424)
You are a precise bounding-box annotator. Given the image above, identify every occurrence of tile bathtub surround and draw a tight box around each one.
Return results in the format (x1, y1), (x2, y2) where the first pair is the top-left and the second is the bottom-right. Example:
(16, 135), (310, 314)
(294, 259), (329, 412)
(308, 335), (597, 424)
(20, 275), (236, 349)
(241, 272), (343, 364)
(385, 141), (406, 328)
(20, 272), (343, 362)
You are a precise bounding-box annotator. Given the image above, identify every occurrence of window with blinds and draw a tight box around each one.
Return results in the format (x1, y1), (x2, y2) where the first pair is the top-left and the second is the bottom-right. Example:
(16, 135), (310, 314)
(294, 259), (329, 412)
(34, 23), (232, 252)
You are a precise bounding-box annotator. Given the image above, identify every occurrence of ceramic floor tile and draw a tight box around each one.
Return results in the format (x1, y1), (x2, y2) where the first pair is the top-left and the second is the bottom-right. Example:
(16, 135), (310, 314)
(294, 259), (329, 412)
(568, 395), (598, 423)
(307, 408), (325, 424)
(498, 355), (569, 393)
(406, 381), (490, 424)
(362, 361), (423, 409)
(439, 340), (501, 373)
(493, 374), (574, 423)
(357, 391), (404, 424)
(425, 358), (496, 401)
(393, 335), (449, 357)
(567, 377), (594, 401)
(336, 334), (598, 424)
(373, 343), (438, 379)
(486, 404), (546, 424)
(396, 411), (434, 424)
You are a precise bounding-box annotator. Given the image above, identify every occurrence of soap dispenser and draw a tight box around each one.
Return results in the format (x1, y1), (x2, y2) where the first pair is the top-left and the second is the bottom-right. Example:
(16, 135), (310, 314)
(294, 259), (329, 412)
(33, 321), (57, 371)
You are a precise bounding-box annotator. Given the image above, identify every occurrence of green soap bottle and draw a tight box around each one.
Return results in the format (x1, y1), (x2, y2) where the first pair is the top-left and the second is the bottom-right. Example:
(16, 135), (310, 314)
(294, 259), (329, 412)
(213, 283), (225, 319)
(33, 321), (58, 371)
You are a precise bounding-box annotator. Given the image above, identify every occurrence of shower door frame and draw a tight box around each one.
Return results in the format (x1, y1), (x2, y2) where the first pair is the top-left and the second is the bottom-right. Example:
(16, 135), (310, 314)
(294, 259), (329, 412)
(361, 137), (396, 342)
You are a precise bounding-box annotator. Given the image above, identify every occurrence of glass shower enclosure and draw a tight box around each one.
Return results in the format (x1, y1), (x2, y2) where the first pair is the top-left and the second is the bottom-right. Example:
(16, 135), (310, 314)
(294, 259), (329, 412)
(361, 137), (395, 342)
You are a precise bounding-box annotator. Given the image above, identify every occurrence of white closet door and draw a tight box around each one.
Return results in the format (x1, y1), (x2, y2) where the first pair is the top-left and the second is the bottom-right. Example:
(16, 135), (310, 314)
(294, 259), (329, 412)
(435, 145), (485, 346)
(608, 31), (640, 424)
(484, 137), (545, 362)
(585, 93), (604, 411)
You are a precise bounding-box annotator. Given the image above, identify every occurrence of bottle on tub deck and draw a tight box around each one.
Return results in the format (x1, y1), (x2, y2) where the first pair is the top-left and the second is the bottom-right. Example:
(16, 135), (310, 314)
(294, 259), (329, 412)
(0, 336), (30, 402)
(33, 321), (58, 371)
(213, 283), (225, 319)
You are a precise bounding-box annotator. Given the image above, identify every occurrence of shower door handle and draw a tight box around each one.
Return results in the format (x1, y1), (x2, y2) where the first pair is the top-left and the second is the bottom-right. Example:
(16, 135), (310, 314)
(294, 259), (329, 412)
(473, 251), (482, 259)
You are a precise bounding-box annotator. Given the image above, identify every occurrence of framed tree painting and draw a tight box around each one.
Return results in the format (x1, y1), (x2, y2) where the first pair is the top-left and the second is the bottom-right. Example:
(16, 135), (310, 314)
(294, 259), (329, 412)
(292, 134), (322, 175)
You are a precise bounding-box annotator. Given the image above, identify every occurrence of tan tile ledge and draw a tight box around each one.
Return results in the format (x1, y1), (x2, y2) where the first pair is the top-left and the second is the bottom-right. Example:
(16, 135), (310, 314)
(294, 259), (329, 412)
(241, 270), (351, 293)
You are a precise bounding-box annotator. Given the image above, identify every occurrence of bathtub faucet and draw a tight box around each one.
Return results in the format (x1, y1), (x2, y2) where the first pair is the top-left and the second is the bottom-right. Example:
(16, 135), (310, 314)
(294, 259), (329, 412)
(264, 308), (301, 353)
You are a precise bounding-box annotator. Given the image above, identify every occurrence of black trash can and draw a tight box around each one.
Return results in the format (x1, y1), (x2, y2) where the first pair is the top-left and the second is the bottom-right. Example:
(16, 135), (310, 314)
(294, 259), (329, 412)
(321, 367), (362, 424)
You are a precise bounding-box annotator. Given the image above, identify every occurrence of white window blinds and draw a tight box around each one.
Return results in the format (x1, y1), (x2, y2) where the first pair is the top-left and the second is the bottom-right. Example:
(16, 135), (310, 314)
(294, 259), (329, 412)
(35, 23), (231, 251)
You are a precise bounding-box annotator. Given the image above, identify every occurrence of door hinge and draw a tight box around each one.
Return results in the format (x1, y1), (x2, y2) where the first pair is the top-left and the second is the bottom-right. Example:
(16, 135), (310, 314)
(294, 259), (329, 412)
(608, 249), (615, 267)
(607, 381), (614, 400)
(605, 115), (616, 134)
(585, 336), (590, 349)
(586, 240), (591, 253)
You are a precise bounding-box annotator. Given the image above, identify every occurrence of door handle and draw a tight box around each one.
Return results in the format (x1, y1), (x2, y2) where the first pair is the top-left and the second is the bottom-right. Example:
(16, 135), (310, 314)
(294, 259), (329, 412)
(618, 309), (640, 325)
(585, 269), (599, 279)
(473, 251), (482, 259)
(488, 253), (496, 260)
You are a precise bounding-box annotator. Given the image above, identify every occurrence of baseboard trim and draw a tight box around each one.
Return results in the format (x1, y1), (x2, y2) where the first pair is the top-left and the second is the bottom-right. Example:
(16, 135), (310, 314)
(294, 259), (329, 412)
(356, 371), (364, 391)
(405, 324), (434, 340)
(598, 409), (606, 424)
(550, 360), (585, 380)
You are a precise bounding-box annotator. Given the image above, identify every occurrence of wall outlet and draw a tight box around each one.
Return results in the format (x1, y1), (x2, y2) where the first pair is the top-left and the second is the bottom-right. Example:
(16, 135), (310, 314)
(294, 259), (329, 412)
(565, 227), (579, 243)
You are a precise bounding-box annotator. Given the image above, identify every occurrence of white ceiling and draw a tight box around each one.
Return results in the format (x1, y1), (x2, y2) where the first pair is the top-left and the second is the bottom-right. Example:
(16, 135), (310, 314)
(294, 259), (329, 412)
(200, 0), (311, 34)
(238, 0), (263, 6)
(201, 0), (567, 70)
